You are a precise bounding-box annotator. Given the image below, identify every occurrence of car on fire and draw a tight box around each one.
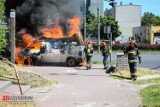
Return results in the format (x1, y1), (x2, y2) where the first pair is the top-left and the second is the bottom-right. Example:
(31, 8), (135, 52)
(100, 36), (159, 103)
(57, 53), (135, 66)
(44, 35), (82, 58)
(27, 34), (86, 67)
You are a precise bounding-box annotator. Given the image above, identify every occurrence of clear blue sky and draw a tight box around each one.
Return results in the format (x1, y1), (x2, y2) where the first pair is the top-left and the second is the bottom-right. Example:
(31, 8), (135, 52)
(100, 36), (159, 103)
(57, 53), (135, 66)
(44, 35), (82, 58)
(104, 0), (160, 16)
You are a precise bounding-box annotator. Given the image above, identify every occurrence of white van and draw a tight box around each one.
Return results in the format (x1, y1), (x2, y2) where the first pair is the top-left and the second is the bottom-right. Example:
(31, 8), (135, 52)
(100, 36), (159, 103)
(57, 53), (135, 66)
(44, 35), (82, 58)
(29, 35), (86, 67)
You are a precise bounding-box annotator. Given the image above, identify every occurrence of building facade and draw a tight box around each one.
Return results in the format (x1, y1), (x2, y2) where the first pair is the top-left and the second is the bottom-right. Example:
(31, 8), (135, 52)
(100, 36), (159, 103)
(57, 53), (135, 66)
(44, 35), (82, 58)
(89, 0), (104, 16)
(133, 25), (160, 44)
(80, 0), (104, 24)
(105, 4), (141, 42)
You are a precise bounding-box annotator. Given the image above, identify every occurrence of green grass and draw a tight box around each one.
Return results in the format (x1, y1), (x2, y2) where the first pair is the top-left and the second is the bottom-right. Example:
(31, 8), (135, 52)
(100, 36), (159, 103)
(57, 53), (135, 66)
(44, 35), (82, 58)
(140, 84), (160, 106)
(133, 78), (160, 85)
(0, 101), (38, 107)
(92, 61), (116, 65)
(109, 68), (160, 106)
(110, 68), (159, 80)
(0, 60), (57, 88)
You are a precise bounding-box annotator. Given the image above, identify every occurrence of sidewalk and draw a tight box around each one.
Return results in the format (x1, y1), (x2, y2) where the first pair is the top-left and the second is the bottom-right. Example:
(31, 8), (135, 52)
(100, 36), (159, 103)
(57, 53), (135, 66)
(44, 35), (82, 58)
(25, 65), (141, 107)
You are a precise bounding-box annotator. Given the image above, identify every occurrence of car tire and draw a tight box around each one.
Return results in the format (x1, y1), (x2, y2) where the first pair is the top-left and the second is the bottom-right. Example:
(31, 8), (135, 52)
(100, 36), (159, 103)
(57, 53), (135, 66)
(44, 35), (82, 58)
(67, 58), (76, 67)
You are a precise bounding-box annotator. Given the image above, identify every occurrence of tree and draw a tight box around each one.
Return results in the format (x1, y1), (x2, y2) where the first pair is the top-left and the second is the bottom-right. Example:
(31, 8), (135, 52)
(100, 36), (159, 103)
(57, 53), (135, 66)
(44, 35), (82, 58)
(81, 13), (121, 40)
(0, 0), (7, 54)
(0, 0), (5, 18)
(141, 12), (160, 26)
(81, 13), (98, 36)
(100, 16), (121, 40)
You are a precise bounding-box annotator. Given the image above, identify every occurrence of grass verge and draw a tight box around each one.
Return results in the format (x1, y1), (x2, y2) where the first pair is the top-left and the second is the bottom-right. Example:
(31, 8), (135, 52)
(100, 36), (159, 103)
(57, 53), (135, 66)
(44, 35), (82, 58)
(110, 67), (160, 106)
(140, 84), (160, 106)
(0, 101), (38, 107)
(92, 61), (116, 65)
(110, 68), (159, 80)
(0, 60), (57, 88)
(133, 78), (160, 85)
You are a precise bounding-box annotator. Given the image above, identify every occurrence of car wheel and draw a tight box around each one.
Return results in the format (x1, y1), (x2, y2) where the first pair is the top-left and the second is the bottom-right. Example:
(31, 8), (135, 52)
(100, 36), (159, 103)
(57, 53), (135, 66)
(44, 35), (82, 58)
(67, 58), (76, 67)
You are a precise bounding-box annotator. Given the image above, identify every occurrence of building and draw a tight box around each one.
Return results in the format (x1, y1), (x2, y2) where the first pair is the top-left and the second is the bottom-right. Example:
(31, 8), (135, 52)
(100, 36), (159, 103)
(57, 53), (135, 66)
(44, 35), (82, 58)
(80, 0), (104, 24)
(105, 3), (141, 42)
(133, 25), (160, 44)
(88, 0), (104, 16)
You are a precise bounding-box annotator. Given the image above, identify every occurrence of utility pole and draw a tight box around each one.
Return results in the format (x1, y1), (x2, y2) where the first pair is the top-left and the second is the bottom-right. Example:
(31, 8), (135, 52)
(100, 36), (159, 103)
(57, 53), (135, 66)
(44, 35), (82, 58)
(97, 0), (101, 52)
(84, 0), (87, 43)
(10, 9), (16, 64)
(110, 26), (112, 63)
(104, 0), (117, 62)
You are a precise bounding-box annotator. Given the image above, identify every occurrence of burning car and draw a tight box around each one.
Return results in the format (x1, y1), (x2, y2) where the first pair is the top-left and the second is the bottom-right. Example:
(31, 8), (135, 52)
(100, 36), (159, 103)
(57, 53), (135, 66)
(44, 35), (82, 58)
(25, 34), (86, 66)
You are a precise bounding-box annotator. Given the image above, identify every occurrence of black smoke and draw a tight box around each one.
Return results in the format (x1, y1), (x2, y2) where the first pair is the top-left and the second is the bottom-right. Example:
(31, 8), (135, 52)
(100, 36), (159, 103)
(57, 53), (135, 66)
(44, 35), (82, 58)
(5, 0), (80, 36)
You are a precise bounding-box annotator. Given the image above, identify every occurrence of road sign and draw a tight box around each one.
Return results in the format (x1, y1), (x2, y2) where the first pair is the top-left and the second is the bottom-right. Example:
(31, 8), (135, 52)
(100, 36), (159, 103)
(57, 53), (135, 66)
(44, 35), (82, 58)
(104, 25), (111, 34)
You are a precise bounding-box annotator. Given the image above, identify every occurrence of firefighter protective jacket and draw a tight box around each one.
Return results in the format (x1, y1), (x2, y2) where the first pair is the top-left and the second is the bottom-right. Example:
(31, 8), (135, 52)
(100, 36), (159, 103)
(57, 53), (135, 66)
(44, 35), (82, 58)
(124, 46), (140, 63)
(84, 45), (93, 56)
(100, 46), (111, 56)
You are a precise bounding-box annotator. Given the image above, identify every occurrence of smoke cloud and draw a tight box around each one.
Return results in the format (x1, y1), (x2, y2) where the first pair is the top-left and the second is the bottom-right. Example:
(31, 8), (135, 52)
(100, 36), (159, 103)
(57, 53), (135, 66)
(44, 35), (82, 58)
(5, 0), (80, 35)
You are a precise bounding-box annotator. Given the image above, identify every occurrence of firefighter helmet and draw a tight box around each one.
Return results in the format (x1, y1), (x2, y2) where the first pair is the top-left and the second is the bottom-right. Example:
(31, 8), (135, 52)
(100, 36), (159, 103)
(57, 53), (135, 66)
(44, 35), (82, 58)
(129, 40), (135, 44)
(101, 42), (107, 46)
(87, 41), (93, 44)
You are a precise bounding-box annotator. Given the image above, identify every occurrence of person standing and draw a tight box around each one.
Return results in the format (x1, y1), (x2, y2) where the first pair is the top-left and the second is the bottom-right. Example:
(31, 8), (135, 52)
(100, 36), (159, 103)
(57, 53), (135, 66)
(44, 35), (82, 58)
(84, 41), (94, 70)
(124, 40), (141, 81)
(100, 42), (111, 69)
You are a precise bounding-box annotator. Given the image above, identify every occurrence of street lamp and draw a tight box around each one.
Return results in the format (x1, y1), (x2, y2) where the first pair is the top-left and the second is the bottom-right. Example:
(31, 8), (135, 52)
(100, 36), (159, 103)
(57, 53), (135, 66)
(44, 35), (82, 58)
(97, 0), (100, 52)
(84, 0), (87, 43)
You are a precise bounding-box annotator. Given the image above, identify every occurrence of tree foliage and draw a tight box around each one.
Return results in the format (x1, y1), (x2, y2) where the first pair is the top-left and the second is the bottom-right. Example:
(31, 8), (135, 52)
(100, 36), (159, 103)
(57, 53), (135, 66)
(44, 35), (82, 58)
(100, 15), (121, 40)
(81, 13), (121, 40)
(0, 0), (5, 18)
(0, 0), (7, 54)
(141, 12), (160, 26)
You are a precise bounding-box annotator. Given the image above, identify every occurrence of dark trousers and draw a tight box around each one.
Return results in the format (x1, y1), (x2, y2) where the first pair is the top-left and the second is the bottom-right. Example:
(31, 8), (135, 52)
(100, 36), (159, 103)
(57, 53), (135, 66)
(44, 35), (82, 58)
(129, 62), (137, 75)
(103, 55), (109, 67)
(86, 55), (92, 66)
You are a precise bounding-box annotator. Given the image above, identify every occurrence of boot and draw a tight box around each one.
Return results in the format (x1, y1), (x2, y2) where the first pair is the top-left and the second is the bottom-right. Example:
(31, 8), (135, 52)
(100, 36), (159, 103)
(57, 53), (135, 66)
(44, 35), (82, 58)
(131, 75), (134, 81)
(131, 75), (137, 81)
(133, 75), (137, 81)
(104, 65), (108, 69)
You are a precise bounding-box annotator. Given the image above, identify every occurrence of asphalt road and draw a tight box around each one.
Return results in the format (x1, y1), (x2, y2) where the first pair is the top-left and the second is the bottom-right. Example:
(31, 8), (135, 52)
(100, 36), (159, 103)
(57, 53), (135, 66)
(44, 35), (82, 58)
(92, 54), (160, 71)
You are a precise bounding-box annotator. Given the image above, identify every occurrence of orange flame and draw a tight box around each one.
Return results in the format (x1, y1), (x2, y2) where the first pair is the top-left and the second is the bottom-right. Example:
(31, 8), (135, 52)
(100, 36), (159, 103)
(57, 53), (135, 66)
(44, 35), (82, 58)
(41, 16), (81, 38)
(16, 16), (82, 65)
(21, 34), (41, 49)
(42, 26), (63, 38)
(15, 47), (32, 65)
(68, 16), (81, 36)
(15, 34), (41, 65)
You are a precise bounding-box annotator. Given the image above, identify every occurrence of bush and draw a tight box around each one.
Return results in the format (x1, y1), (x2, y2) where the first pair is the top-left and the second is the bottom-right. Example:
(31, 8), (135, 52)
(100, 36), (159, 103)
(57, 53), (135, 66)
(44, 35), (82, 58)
(0, 24), (7, 53)
(112, 43), (160, 50)
(0, 0), (7, 54)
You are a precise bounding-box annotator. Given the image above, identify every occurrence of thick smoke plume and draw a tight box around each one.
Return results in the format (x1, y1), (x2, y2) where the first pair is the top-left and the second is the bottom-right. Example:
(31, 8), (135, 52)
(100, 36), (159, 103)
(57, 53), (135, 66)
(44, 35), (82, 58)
(5, 0), (80, 36)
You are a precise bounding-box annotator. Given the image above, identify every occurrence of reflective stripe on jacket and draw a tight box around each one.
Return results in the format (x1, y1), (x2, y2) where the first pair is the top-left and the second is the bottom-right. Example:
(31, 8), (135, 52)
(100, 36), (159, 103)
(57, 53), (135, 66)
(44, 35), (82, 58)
(125, 46), (140, 63)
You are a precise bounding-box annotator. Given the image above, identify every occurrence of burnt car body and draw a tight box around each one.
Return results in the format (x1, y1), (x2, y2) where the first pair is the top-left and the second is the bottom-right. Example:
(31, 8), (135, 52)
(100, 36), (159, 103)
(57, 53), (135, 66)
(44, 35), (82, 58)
(27, 34), (86, 66)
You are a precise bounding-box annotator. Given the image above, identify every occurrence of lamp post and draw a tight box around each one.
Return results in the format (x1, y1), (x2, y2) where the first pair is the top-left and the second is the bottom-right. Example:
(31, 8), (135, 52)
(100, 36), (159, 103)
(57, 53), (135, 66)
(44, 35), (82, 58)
(10, 9), (16, 64)
(84, 0), (87, 43)
(97, 0), (101, 52)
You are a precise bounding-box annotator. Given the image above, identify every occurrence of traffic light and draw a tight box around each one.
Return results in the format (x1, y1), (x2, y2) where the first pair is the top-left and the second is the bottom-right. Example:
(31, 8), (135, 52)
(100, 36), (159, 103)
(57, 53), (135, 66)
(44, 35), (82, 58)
(111, 25), (117, 32)
(109, 0), (117, 7)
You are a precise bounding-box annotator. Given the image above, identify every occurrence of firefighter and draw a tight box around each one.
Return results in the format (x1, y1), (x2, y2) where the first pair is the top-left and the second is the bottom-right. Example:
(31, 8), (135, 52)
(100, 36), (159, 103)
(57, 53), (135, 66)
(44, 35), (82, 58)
(84, 41), (94, 70)
(124, 40), (141, 81)
(100, 42), (111, 69)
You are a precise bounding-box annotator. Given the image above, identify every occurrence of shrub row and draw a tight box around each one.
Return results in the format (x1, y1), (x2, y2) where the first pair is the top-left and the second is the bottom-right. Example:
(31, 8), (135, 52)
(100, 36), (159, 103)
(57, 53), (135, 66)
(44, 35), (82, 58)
(112, 44), (160, 50)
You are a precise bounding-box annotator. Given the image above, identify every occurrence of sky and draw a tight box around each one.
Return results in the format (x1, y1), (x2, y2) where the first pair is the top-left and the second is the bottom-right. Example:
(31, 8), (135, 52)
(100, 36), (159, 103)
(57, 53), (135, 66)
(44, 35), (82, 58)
(104, 0), (160, 16)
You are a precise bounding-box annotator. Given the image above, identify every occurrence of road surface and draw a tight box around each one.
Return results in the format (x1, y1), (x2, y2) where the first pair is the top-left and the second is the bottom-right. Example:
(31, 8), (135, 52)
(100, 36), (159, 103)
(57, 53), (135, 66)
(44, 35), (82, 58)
(92, 54), (160, 71)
